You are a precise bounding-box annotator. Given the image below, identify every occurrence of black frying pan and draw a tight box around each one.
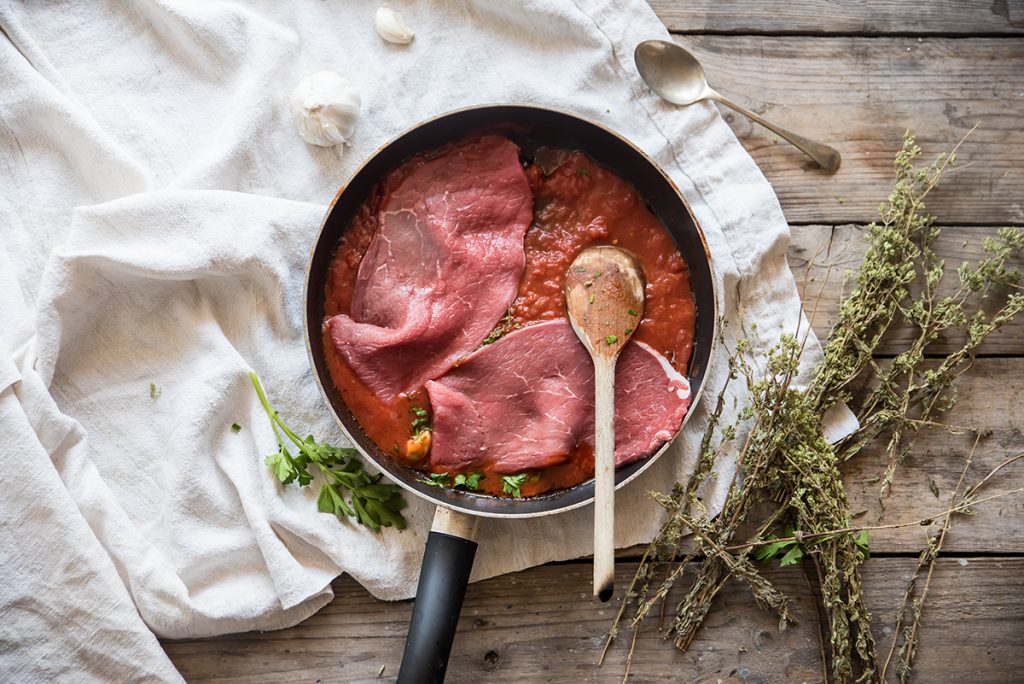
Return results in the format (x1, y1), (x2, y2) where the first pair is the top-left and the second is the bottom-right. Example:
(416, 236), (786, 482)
(304, 105), (717, 682)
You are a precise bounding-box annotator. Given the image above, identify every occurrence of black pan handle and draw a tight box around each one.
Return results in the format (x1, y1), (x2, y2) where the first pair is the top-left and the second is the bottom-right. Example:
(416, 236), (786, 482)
(397, 507), (480, 684)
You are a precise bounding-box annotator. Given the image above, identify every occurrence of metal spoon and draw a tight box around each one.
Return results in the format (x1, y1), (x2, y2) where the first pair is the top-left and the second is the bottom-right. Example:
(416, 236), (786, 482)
(634, 39), (841, 172)
(564, 246), (646, 602)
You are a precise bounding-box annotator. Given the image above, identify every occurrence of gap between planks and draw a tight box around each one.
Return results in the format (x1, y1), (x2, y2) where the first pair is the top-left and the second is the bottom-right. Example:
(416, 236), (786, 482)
(647, 0), (1024, 36)
(670, 30), (1024, 39)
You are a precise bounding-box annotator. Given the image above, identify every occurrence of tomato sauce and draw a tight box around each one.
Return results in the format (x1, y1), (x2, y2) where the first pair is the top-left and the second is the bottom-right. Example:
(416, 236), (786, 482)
(322, 144), (696, 498)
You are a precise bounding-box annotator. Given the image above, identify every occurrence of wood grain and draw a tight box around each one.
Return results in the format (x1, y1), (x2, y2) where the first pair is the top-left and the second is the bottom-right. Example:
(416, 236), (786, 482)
(670, 36), (1024, 226)
(838, 356), (1024, 553)
(163, 557), (1024, 683)
(789, 225), (1024, 355)
(649, 0), (1024, 35)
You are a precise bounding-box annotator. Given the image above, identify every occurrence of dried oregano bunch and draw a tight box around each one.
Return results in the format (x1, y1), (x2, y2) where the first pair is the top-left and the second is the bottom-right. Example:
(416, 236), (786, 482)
(604, 131), (1024, 683)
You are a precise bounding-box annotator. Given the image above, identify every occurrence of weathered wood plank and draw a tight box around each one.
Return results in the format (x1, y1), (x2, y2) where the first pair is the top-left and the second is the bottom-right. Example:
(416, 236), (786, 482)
(839, 358), (1024, 553)
(670, 36), (1024, 226)
(789, 225), (1024, 355)
(649, 0), (1024, 35)
(163, 557), (1024, 683)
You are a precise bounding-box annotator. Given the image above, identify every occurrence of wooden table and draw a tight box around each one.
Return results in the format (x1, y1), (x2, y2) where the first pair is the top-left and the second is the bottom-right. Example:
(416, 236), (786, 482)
(163, 3), (1024, 681)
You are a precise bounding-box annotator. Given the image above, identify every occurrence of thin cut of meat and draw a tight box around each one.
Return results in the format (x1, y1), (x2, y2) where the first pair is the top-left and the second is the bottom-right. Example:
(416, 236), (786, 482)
(325, 135), (533, 403)
(425, 320), (691, 474)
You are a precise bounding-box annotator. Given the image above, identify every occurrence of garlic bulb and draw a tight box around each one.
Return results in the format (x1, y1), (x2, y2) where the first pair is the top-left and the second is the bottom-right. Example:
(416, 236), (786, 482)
(375, 5), (414, 44)
(289, 71), (361, 148)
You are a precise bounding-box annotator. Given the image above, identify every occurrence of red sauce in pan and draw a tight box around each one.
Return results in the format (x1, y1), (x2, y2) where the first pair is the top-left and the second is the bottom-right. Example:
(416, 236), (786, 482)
(323, 145), (696, 497)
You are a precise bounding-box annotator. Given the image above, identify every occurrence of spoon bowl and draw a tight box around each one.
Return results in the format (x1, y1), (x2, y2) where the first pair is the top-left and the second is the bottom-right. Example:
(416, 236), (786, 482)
(634, 39), (842, 172)
(634, 39), (709, 106)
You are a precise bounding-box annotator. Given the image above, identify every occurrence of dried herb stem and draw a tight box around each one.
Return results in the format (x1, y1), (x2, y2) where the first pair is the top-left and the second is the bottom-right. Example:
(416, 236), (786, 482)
(882, 433), (977, 682)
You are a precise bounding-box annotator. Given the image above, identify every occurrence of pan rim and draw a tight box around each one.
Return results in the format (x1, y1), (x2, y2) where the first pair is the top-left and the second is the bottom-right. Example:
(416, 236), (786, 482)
(303, 102), (719, 520)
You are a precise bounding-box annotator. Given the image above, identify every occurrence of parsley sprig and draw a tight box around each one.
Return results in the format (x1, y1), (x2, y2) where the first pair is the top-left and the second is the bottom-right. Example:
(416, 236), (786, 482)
(249, 372), (407, 533)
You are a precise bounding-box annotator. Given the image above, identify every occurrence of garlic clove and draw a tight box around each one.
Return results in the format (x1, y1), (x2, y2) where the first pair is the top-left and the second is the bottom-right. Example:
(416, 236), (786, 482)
(289, 71), (361, 148)
(375, 5), (414, 45)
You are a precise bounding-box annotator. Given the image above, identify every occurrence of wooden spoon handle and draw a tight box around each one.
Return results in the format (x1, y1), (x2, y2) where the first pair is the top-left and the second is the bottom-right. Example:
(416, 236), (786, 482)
(593, 356), (616, 602)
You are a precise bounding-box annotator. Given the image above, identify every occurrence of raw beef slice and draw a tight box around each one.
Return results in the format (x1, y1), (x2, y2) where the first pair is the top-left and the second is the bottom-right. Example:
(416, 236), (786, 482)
(326, 135), (533, 403)
(425, 320), (691, 474)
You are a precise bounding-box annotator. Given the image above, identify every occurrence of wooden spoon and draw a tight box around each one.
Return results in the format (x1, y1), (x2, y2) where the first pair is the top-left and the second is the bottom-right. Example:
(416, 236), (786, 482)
(564, 246), (646, 602)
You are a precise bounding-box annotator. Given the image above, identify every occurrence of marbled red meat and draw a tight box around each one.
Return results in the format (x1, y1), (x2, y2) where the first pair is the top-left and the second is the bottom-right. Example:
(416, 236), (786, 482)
(424, 320), (691, 474)
(325, 136), (533, 403)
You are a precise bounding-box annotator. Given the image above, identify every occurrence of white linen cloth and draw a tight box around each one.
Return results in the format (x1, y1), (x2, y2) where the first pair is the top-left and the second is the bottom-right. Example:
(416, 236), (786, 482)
(0, 0), (855, 680)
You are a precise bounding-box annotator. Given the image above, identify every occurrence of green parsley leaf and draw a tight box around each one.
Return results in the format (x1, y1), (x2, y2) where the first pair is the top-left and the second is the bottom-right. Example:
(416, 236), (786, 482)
(779, 544), (804, 567)
(854, 529), (870, 559)
(231, 422), (242, 432)
(250, 372), (406, 533)
(421, 471), (484, 491)
(627, 308), (638, 316)
(605, 334), (618, 345)
(753, 537), (795, 561)
(265, 450), (297, 484)
(419, 472), (452, 487)
(410, 405), (431, 435)
(454, 473), (484, 490)
(501, 473), (529, 498)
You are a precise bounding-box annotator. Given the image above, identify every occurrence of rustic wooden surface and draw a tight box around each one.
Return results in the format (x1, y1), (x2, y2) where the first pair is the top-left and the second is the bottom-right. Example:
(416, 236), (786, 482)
(649, 0), (1024, 35)
(163, 3), (1024, 681)
(165, 558), (1024, 683)
(674, 36), (1024, 226)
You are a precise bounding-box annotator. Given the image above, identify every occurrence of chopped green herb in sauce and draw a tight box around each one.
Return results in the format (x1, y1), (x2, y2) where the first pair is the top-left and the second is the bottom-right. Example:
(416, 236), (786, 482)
(410, 406), (431, 435)
(605, 334), (618, 345)
(454, 473), (483, 489)
(627, 308), (639, 316)
(420, 473), (451, 487)
(231, 423), (242, 433)
(420, 472), (484, 491)
(501, 474), (529, 498)
(588, 294), (595, 304)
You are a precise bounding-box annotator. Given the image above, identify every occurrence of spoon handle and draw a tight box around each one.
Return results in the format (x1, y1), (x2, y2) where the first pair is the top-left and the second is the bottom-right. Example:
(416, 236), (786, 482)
(708, 90), (841, 172)
(593, 355), (616, 602)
